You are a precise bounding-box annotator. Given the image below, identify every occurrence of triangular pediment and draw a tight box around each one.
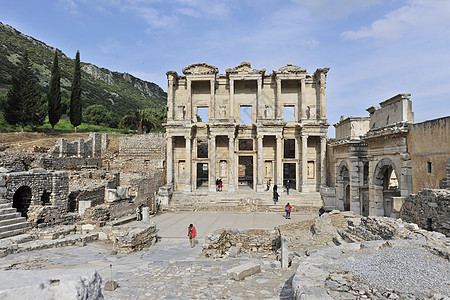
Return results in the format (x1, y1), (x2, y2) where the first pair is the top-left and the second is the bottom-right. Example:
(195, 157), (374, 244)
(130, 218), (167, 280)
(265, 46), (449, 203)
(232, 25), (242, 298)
(182, 63), (218, 75)
(278, 63), (307, 74)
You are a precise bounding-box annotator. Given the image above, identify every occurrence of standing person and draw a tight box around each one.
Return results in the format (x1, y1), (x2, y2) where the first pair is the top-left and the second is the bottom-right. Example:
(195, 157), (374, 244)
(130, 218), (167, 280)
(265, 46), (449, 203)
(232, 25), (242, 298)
(285, 180), (290, 195)
(266, 179), (271, 191)
(136, 205), (141, 221)
(218, 178), (223, 191)
(215, 178), (220, 191)
(188, 224), (197, 248)
(273, 184), (279, 204)
(285, 203), (292, 219)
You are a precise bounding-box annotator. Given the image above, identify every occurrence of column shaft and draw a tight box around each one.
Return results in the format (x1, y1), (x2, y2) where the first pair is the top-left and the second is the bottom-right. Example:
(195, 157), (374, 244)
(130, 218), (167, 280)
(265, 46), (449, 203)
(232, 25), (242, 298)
(276, 78), (281, 119)
(301, 79), (306, 119)
(229, 79), (234, 119)
(257, 78), (262, 119)
(276, 136), (283, 186)
(320, 76), (326, 119)
(167, 136), (173, 186)
(210, 79), (215, 120)
(209, 135), (216, 192)
(228, 136), (236, 192)
(167, 78), (174, 121)
(187, 79), (192, 121)
(257, 136), (264, 192)
(184, 136), (192, 192)
(320, 136), (326, 187)
(301, 134), (308, 192)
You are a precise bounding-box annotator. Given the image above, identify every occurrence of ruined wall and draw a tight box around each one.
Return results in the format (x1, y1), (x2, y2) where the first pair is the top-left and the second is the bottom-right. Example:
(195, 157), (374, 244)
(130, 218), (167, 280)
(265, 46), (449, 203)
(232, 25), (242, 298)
(0, 152), (35, 172)
(400, 189), (450, 236)
(367, 94), (414, 129)
(39, 157), (102, 170)
(407, 117), (450, 193)
(49, 133), (108, 158)
(119, 133), (166, 162)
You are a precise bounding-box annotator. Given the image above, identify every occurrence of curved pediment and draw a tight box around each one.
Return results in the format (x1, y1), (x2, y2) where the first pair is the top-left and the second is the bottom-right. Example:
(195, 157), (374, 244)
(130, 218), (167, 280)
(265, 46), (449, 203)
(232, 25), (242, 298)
(278, 63), (307, 74)
(226, 62), (265, 75)
(182, 63), (218, 75)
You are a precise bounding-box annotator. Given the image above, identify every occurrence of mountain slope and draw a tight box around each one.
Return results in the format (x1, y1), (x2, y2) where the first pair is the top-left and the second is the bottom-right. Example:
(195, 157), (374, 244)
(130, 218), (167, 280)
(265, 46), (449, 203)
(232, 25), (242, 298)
(0, 22), (166, 118)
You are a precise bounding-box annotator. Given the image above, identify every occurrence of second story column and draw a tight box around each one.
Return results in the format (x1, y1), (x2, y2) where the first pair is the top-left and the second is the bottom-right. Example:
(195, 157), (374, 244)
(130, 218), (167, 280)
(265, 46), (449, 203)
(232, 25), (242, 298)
(184, 135), (192, 192)
(301, 78), (306, 120)
(257, 77), (262, 119)
(319, 75), (326, 119)
(209, 135), (216, 192)
(276, 78), (281, 119)
(210, 78), (216, 119)
(229, 79), (234, 120)
(228, 135), (236, 193)
(301, 134), (308, 192)
(186, 78), (192, 121)
(295, 135), (300, 190)
(167, 76), (174, 121)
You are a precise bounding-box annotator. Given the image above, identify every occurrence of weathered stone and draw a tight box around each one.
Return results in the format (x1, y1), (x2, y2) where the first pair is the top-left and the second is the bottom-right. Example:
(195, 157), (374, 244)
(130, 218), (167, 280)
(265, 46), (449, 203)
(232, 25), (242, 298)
(227, 262), (261, 280)
(104, 280), (118, 291)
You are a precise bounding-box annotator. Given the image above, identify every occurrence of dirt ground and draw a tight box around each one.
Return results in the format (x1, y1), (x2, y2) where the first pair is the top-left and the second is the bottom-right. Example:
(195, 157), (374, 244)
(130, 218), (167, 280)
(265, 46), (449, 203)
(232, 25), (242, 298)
(0, 132), (121, 153)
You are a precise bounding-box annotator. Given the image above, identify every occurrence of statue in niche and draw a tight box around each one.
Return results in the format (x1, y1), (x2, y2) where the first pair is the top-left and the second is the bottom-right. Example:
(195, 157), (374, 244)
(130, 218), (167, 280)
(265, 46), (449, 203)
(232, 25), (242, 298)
(265, 105), (273, 119)
(307, 161), (315, 179)
(220, 160), (227, 177)
(177, 106), (186, 120)
(219, 105), (227, 118)
(264, 161), (272, 177)
(178, 161), (186, 180)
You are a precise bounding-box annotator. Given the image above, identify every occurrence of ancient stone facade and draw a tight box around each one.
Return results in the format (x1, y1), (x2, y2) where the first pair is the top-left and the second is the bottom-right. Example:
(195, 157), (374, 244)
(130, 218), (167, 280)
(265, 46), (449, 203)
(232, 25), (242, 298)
(165, 62), (329, 198)
(49, 133), (108, 158)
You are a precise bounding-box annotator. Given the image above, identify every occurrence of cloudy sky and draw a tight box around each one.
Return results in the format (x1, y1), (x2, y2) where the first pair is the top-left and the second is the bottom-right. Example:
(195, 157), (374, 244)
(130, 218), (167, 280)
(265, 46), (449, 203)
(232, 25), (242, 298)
(1, 0), (449, 133)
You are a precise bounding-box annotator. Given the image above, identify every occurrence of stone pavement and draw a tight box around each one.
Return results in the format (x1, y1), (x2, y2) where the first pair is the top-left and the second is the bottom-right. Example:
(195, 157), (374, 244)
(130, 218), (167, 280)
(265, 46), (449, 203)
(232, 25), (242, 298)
(151, 211), (314, 238)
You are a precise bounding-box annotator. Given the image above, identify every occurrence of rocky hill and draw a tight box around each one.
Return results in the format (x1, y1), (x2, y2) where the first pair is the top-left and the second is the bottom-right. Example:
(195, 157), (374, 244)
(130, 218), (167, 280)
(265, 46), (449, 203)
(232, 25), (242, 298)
(0, 22), (166, 117)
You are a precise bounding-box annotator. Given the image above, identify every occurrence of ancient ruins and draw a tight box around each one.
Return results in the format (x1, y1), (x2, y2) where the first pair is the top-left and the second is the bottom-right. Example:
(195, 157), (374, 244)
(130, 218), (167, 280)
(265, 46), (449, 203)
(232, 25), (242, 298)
(0, 62), (448, 299)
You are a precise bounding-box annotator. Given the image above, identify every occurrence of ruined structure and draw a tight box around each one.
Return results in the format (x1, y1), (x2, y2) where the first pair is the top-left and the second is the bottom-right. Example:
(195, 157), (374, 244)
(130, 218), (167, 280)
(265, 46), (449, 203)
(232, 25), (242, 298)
(328, 94), (450, 219)
(164, 62), (329, 206)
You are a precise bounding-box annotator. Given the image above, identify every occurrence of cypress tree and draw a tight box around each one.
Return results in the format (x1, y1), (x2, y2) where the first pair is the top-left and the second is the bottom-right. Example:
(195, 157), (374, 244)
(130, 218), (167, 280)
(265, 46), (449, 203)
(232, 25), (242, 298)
(70, 50), (82, 133)
(4, 51), (45, 132)
(48, 50), (62, 133)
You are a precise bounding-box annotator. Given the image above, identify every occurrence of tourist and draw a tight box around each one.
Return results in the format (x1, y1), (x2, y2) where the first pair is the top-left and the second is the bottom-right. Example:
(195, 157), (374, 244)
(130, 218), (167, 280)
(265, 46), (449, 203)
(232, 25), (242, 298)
(136, 205), (141, 221)
(285, 180), (290, 195)
(215, 178), (220, 191)
(273, 185), (279, 204)
(266, 179), (271, 191)
(218, 178), (223, 191)
(188, 224), (197, 248)
(285, 203), (292, 219)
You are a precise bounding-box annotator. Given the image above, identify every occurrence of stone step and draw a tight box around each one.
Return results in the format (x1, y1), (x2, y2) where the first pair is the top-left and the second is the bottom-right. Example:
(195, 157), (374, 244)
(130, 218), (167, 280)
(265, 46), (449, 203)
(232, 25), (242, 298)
(0, 208), (19, 215)
(0, 203), (12, 209)
(0, 222), (31, 234)
(0, 212), (21, 221)
(0, 226), (31, 239)
(0, 199), (9, 205)
(0, 217), (27, 227)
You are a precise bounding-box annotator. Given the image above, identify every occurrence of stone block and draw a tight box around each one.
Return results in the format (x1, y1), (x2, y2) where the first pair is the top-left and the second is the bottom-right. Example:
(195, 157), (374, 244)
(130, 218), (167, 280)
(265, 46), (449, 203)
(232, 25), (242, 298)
(78, 200), (92, 217)
(227, 262), (261, 280)
(406, 223), (419, 231)
(105, 189), (119, 202)
(104, 280), (118, 291)
(116, 186), (129, 199)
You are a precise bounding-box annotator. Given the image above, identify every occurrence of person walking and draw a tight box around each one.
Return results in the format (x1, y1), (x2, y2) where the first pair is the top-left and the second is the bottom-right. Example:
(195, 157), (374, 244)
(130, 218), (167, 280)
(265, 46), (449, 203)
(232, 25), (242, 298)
(136, 205), (142, 221)
(218, 178), (223, 191)
(215, 178), (220, 191)
(188, 224), (197, 248)
(266, 179), (271, 191)
(285, 180), (290, 195)
(273, 184), (279, 204)
(285, 203), (292, 219)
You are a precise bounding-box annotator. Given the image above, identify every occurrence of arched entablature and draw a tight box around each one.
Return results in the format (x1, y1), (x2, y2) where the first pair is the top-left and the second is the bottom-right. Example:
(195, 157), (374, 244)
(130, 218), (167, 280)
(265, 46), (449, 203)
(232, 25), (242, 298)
(371, 157), (401, 217)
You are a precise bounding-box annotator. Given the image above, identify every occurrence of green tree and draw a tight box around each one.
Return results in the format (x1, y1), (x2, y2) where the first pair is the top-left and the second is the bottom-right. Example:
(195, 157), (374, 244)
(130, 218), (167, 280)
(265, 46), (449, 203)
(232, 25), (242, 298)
(48, 50), (62, 133)
(120, 109), (147, 134)
(69, 50), (82, 132)
(84, 104), (118, 127)
(4, 51), (45, 132)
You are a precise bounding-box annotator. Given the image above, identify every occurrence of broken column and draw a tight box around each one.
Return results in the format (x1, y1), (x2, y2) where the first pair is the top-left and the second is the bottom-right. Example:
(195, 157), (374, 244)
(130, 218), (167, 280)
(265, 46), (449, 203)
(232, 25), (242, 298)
(141, 207), (150, 223)
(281, 235), (289, 270)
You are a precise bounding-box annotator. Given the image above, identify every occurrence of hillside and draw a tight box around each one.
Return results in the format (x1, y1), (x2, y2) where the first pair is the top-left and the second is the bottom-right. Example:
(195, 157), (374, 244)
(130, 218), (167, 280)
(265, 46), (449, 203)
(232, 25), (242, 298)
(0, 22), (166, 118)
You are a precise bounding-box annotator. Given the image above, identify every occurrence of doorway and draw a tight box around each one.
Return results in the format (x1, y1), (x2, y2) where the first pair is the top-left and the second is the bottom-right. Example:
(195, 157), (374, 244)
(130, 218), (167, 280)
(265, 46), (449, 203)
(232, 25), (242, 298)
(13, 186), (32, 218)
(283, 163), (296, 190)
(196, 163), (209, 189)
(238, 156), (253, 189)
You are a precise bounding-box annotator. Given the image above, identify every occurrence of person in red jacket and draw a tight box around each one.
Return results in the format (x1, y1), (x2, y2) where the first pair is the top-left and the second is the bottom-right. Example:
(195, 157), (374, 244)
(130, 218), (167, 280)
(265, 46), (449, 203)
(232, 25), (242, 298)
(188, 224), (197, 248)
(285, 203), (292, 219)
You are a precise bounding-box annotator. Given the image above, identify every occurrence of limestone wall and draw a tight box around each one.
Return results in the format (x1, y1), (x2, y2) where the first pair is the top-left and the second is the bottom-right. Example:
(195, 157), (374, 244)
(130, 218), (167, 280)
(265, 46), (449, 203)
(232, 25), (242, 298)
(367, 94), (414, 130)
(39, 157), (102, 170)
(407, 117), (450, 193)
(119, 133), (166, 163)
(49, 133), (108, 158)
(334, 117), (370, 140)
(400, 189), (450, 236)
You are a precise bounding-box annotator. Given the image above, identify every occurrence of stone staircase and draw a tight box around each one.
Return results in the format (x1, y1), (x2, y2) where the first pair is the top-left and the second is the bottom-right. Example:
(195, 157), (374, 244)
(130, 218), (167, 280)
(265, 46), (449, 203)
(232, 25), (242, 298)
(0, 198), (31, 239)
(169, 189), (323, 212)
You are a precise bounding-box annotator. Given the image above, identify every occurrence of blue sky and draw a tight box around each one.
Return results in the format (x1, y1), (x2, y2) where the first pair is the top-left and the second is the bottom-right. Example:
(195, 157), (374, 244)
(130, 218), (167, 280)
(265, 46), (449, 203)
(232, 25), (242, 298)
(1, 0), (449, 133)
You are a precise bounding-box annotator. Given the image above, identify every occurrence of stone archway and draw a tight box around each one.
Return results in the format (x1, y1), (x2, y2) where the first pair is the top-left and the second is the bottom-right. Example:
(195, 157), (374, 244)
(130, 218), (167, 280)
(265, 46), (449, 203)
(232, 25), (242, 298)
(373, 158), (401, 216)
(336, 161), (350, 211)
(13, 186), (32, 218)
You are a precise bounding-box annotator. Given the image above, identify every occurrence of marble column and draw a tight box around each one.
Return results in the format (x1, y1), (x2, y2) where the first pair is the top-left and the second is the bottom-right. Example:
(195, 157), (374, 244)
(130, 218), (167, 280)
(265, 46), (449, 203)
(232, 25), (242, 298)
(209, 135), (216, 192)
(186, 78), (192, 121)
(276, 135), (283, 186)
(210, 79), (215, 120)
(257, 77), (262, 119)
(257, 135), (264, 192)
(320, 136), (326, 187)
(184, 136), (192, 192)
(300, 78), (306, 120)
(167, 77), (174, 121)
(276, 78), (281, 119)
(167, 136), (173, 186)
(301, 134), (308, 192)
(319, 75), (326, 119)
(229, 79), (234, 119)
(228, 135), (236, 193)
(295, 135), (300, 190)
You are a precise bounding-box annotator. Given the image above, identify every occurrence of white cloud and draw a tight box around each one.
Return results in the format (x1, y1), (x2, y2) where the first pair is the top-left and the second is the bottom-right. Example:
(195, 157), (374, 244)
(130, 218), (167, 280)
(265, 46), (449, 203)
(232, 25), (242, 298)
(292, 0), (381, 19)
(57, 0), (79, 15)
(342, 0), (450, 41)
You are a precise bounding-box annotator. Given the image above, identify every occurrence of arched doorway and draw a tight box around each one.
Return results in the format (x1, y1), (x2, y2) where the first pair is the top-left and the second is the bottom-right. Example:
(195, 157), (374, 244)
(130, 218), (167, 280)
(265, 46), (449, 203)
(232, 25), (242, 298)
(336, 162), (350, 211)
(13, 186), (32, 218)
(373, 158), (401, 217)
